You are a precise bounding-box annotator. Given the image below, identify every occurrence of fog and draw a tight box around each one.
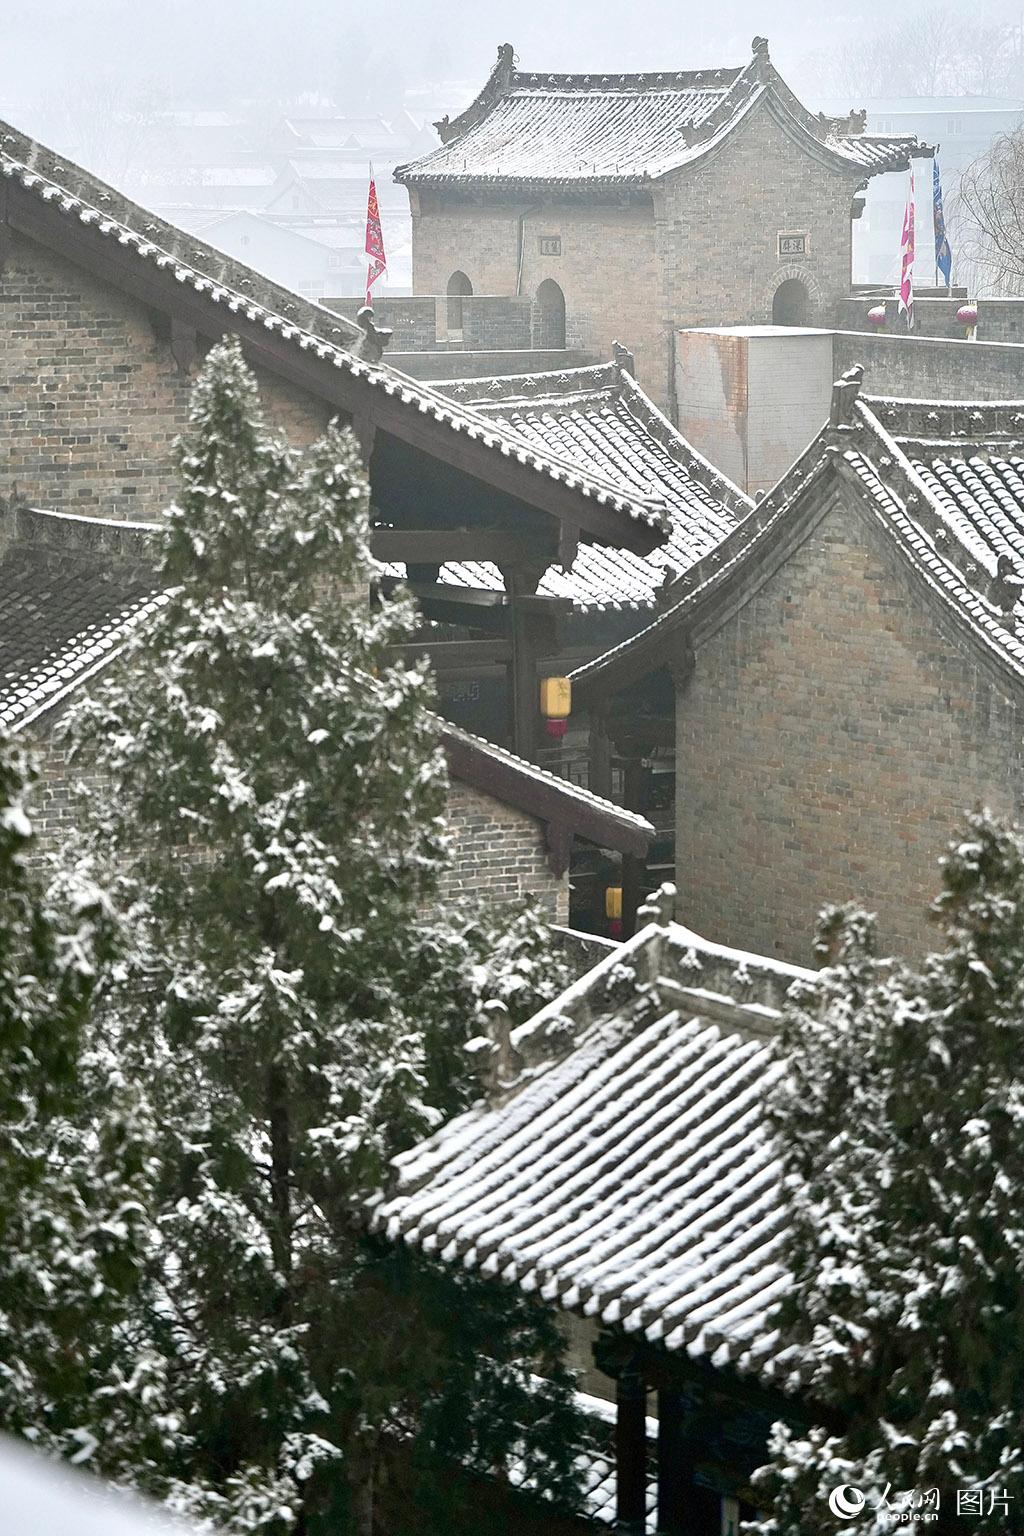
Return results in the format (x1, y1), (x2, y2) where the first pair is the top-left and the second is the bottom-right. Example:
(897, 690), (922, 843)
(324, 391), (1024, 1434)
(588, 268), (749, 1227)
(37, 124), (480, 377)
(4, 0), (1024, 141)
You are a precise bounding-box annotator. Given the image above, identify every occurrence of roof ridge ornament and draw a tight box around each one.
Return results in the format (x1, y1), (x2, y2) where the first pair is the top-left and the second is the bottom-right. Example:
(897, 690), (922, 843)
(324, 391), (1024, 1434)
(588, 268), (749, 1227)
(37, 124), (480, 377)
(751, 34), (771, 82)
(829, 364), (865, 428)
(353, 305), (393, 364)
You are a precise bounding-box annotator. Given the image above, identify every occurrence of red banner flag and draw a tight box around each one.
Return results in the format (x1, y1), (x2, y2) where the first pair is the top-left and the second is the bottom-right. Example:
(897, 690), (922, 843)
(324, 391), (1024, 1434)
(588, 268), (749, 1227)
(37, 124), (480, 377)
(365, 167), (386, 307)
(898, 169), (915, 329)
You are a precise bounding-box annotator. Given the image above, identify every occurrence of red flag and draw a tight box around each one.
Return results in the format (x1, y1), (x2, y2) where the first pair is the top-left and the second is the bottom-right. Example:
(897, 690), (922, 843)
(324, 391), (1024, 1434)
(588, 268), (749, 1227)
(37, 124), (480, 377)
(364, 165), (386, 306)
(898, 170), (915, 329)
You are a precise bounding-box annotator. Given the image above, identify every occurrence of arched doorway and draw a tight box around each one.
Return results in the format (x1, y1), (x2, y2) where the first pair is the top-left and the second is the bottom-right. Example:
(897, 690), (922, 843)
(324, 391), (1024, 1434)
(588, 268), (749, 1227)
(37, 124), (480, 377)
(446, 270), (472, 335)
(535, 278), (566, 348)
(772, 277), (810, 326)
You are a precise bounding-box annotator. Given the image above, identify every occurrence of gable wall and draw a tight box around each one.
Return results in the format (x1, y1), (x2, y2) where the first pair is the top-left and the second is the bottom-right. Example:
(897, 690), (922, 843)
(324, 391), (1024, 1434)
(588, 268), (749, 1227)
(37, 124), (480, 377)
(440, 777), (568, 921)
(1, 231), (332, 520)
(655, 104), (864, 340)
(674, 489), (1024, 962)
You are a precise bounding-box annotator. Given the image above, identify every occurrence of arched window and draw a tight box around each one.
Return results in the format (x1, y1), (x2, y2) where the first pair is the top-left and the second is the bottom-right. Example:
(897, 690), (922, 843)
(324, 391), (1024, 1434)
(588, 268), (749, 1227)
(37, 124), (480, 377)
(535, 278), (566, 348)
(446, 270), (473, 334)
(772, 277), (810, 327)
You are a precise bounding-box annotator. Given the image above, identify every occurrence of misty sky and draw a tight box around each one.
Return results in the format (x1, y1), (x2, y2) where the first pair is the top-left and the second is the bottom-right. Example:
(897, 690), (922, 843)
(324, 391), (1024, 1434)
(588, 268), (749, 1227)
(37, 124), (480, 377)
(0, 0), (939, 125)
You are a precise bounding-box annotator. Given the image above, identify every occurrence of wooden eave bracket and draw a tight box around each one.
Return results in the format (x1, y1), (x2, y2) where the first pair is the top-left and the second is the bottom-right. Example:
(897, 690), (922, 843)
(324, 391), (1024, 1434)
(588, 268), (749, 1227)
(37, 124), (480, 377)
(544, 819), (573, 878)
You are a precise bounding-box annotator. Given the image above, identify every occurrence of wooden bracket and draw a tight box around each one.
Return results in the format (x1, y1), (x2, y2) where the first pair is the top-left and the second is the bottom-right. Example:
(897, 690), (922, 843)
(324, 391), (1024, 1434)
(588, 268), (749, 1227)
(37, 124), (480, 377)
(170, 318), (197, 376)
(544, 820), (573, 879)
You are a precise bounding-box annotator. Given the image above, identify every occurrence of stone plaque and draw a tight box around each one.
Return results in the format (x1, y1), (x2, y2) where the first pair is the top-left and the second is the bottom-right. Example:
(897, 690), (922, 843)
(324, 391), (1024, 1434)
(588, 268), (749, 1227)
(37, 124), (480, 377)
(778, 232), (808, 257)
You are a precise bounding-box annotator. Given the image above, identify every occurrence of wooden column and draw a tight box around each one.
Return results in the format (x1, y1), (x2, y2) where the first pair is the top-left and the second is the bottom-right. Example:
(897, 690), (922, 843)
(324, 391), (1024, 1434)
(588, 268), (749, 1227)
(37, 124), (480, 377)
(656, 1385), (686, 1534)
(621, 757), (652, 939)
(500, 565), (553, 763)
(589, 714), (613, 800)
(616, 1357), (648, 1536)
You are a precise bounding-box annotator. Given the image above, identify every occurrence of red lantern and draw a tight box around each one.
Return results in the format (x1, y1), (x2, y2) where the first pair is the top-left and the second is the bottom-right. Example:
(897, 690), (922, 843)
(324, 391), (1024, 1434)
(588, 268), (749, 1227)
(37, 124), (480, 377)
(956, 303), (978, 338)
(867, 304), (887, 328)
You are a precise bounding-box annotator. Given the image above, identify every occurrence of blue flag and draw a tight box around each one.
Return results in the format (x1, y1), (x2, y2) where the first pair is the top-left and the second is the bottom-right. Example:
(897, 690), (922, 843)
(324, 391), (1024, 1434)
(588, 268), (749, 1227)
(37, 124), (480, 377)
(933, 159), (953, 287)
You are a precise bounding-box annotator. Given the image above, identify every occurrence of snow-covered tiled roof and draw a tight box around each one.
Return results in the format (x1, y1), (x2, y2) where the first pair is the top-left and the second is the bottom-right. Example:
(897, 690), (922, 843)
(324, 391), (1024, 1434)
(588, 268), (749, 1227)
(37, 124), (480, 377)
(0, 507), (164, 732)
(572, 386), (1024, 698)
(397, 41), (929, 189)
(373, 912), (814, 1386)
(0, 120), (666, 539)
(382, 363), (749, 611)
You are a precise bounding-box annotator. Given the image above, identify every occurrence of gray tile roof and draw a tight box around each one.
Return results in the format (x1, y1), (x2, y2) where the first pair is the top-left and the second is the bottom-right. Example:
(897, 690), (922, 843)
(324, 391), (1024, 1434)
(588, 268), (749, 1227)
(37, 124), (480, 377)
(382, 363), (749, 611)
(397, 43), (929, 188)
(0, 507), (164, 731)
(373, 912), (813, 1387)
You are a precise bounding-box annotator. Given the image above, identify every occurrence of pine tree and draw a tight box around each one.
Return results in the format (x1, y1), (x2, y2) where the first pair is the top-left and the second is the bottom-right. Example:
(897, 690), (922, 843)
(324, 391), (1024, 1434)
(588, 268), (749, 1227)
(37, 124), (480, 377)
(0, 729), (149, 1465)
(755, 812), (1024, 1534)
(66, 338), (584, 1533)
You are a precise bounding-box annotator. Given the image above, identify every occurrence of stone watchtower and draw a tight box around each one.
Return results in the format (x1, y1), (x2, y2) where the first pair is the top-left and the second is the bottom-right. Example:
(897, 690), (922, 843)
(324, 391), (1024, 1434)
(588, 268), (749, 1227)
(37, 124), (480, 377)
(395, 37), (932, 413)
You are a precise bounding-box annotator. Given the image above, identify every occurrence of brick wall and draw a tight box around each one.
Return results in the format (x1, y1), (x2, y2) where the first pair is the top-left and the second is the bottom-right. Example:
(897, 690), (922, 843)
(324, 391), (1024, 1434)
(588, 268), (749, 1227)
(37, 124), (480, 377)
(675, 328), (834, 494)
(656, 102), (863, 346)
(22, 722), (568, 922)
(327, 293), (535, 351)
(839, 294), (1024, 343)
(833, 330), (1024, 401)
(390, 348), (593, 381)
(674, 486), (1024, 963)
(1, 230), (331, 520)
(408, 192), (668, 405)
(439, 779), (568, 921)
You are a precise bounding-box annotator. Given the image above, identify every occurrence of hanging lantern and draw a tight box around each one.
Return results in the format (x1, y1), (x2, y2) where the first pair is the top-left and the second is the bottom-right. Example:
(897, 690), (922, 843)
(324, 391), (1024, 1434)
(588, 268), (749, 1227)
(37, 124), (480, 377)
(605, 884), (623, 940)
(956, 302), (978, 339)
(867, 304), (887, 328)
(540, 675), (572, 738)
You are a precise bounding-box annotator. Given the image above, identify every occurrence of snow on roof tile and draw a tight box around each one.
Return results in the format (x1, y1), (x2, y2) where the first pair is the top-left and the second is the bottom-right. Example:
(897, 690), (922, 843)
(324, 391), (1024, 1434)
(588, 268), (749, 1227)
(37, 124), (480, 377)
(397, 42), (929, 189)
(403, 363), (750, 610)
(373, 916), (814, 1385)
(571, 389), (1024, 697)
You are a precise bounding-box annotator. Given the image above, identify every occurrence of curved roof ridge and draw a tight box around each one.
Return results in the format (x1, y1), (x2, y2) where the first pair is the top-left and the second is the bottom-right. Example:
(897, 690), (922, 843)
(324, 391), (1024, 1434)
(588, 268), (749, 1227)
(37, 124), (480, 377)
(0, 119), (362, 350)
(397, 40), (929, 189)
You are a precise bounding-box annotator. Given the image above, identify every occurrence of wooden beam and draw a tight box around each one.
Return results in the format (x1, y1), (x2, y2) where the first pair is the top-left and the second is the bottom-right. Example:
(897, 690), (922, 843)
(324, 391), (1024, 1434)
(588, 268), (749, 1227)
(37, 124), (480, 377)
(371, 527), (552, 566)
(544, 820), (573, 879)
(170, 318), (197, 375)
(387, 639), (512, 669)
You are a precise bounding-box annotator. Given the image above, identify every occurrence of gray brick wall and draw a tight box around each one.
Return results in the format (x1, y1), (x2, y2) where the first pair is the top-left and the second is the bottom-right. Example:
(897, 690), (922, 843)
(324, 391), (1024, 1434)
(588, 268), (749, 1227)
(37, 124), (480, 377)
(439, 779), (568, 921)
(673, 487), (1024, 963)
(1, 231), (332, 520)
(21, 726), (569, 922)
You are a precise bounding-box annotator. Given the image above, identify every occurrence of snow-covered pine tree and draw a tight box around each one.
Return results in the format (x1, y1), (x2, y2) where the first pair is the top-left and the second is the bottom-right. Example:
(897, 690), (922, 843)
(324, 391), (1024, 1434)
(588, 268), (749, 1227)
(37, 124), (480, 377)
(66, 338), (583, 1533)
(0, 729), (149, 1465)
(755, 811), (1024, 1535)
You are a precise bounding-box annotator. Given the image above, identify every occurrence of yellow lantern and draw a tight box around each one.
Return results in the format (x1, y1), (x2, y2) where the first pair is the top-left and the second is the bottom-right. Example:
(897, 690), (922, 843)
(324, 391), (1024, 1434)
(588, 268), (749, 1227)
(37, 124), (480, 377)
(605, 885), (623, 938)
(540, 676), (572, 738)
